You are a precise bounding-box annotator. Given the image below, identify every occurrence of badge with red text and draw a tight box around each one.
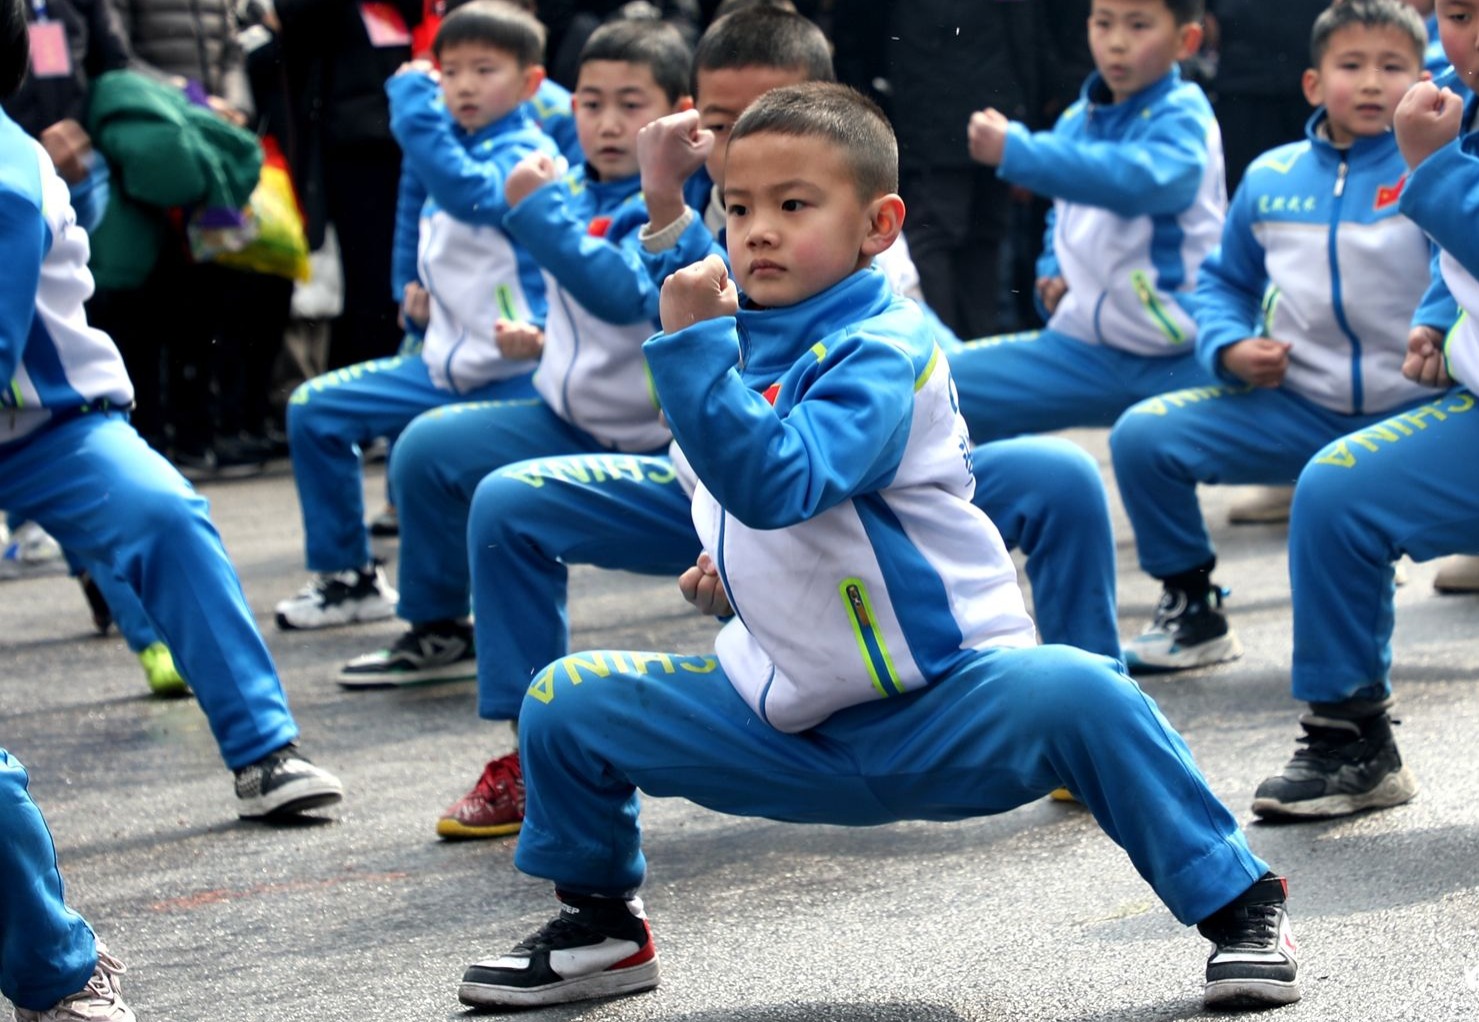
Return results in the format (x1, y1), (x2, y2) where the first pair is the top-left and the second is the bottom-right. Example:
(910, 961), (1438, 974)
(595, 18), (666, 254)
(28, 21), (71, 78)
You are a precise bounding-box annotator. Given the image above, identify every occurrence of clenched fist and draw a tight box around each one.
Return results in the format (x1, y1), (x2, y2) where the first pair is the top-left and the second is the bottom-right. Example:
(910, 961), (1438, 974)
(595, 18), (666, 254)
(660, 254), (738, 334)
(638, 110), (714, 196)
(967, 107), (1011, 167)
(495, 319), (545, 360)
(1220, 337), (1292, 389)
(678, 552), (731, 617)
(1395, 80), (1464, 169)
(1402, 325), (1450, 388)
(505, 152), (561, 208)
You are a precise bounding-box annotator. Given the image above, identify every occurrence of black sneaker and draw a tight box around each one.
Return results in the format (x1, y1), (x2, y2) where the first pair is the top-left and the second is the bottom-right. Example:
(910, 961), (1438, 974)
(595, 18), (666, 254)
(274, 563), (398, 630)
(367, 506), (399, 538)
(1123, 585), (1242, 673)
(459, 894), (660, 1009)
(338, 620), (477, 688)
(1198, 874), (1301, 1010)
(1252, 710), (1417, 820)
(234, 744), (344, 818)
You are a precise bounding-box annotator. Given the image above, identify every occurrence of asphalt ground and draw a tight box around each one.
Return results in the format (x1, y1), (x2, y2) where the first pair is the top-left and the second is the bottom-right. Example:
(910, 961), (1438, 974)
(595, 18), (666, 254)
(3, 429), (1478, 1021)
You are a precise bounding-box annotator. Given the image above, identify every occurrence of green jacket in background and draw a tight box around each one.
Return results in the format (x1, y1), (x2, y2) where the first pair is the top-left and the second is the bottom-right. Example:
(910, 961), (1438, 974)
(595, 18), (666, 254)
(85, 69), (261, 289)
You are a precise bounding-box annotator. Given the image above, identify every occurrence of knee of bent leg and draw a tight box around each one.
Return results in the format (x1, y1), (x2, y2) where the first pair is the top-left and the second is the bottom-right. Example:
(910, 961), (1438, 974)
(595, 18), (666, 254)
(1107, 404), (1163, 475)
(1012, 437), (1106, 515)
(519, 651), (629, 737)
(1005, 645), (1145, 734)
(469, 465), (544, 543)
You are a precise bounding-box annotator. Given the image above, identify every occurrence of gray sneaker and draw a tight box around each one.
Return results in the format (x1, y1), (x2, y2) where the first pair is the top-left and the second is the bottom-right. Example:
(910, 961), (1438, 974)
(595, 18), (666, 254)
(274, 563), (397, 630)
(339, 621), (477, 688)
(14, 943), (135, 1022)
(234, 744), (344, 818)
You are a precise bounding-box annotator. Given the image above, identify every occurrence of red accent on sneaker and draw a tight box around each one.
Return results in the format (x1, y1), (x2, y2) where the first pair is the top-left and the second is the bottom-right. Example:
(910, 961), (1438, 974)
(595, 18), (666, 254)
(435, 752), (525, 839)
(1278, 876), (1289, 900)
(608, 922), (657, 970)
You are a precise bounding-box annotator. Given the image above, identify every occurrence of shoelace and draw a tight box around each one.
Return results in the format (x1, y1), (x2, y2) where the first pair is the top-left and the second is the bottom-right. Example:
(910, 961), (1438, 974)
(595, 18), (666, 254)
(512, 913), (597, 954)
(1291, 717), (1395, 767)
(49, 950), (127, 1020)
(473, 755), (522, 801)
(1216, 901), (1280, 950)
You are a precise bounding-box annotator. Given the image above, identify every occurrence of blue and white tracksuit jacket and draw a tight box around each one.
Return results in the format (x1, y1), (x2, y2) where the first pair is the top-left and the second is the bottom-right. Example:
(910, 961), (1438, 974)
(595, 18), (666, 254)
(387, 72), (556, 392)
(648, 268), (1038, 732)
(1288, 95), (1479, 706)
(511, 266), (1267, 925)
(503, 166), (671, 451)
(1111, 110), (1453, 580)
(948, 68), (1226, 441)
(526, 77), (582, 166)
(1197, 110), (1448, 415)
(0, 107), (298, 772)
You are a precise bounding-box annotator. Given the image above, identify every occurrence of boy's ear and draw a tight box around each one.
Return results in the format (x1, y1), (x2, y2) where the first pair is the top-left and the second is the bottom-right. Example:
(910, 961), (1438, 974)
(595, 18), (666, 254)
(1175, 22), (1204, 62)
(521, 64), (547, 103)
(860, 193), (906, 259)
(1301, 67), (1324, 109)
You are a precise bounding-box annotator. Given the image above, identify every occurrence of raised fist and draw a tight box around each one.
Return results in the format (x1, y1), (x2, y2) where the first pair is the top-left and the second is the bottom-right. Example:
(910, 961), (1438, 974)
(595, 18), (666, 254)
(659, 254), (738, 334)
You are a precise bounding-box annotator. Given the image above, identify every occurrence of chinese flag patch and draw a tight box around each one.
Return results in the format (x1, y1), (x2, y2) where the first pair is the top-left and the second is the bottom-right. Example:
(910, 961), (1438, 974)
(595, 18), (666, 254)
(588, 215), (612, 238)
(1374, 176), (1405, 211)
(762, 382), (781, 406)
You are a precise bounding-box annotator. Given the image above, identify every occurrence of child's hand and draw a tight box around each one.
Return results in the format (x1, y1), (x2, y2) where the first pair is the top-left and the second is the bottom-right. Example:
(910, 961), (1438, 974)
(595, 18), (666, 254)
(678, 552), (732, 617)
(505, 152), (561, 208)
(660, 254), (738, 333)
(495, 320), (545, 360)
(967, 107), (1011, 167)
(1402, 325), (1451, 388)
(39, 119), (91, 184)
(638, 110), (714, 208)
(402, 282), (430, 330)
(394, 59), (437, 81)
(1035, 275), (1067, 315)
(1395, 81), (1464, 169)
(1220, 338), (1291, 388)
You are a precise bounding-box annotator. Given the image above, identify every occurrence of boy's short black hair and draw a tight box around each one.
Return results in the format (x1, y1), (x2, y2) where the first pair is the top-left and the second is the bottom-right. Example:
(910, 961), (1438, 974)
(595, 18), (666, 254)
(434, 0), (545, 65)
(692, 6), (834, 95)
(1159, 0), (1205, 25)
(1310, 0), (1427, 66)
(728, 82), (896, 200)
(1, 0), (28, 101)
(578, 19), (692, 103)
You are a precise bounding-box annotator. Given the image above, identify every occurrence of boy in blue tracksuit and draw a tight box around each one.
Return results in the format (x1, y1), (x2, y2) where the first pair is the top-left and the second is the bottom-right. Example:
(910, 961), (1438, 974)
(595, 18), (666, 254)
(0, 20), (340, 820)
(952, 0), (1224, 444)
(1251, 0), (1479, 820)
(1110, 0), (1447, 672)
(394, 7), (1117, 843)
(336, 22), (693, 687)
(274, 0), (556, 630)
(454, 82), (1302, 1016)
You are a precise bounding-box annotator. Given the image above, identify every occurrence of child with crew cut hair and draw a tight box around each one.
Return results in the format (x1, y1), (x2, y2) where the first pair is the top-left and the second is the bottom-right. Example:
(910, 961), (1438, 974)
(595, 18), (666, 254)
(1248, 0), (1479, 821)
(954, 0), (1224, 444)
(1109, 0), (1446, 672)
(274, 0), (558, 631)
(454, 82), (1301, 1015)
(335, 19), (695, 816)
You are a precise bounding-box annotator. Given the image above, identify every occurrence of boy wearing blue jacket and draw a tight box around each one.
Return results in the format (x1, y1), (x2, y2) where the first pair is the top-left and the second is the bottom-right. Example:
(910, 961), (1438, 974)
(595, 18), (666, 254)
(953, 0), (1223, 443)
(1110, 0), (1445, 672)
(1252, 0), (1479, 820)
(336, 23), (692, 689)
(275, 0), (557, 630)
(455, 83), (1301, 1015)
(0, 8), (341, 820)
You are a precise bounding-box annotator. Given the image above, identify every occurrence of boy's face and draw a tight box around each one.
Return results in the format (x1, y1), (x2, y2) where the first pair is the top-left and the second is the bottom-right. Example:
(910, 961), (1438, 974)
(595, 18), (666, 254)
(575, 60), (690, 180)
(438, 42), (543, 133)
(1087, 0), (1202, 104)
(722, 131), (897, 308)
(695, 64), (812, 188)
(1303, 25), (1423, 146)
(1436, 0), (1479, 86)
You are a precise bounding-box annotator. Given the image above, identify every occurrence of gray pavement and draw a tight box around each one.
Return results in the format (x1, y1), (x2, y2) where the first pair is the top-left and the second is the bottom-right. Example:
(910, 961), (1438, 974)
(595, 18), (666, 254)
(3, 430), (1479, 1021)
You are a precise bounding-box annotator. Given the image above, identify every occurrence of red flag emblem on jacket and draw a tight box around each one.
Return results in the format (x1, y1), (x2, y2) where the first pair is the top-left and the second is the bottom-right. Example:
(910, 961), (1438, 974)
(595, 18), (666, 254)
(588, 215), (612, 237)
(762, 382), (781, 406)
(1374, 177), (1405, 211)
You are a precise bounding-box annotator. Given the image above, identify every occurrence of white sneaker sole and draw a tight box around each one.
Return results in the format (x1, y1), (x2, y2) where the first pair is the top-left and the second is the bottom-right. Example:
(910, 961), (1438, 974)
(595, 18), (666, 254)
(1124, 632), (1243, 674)
(458, 958), (659, 1008)
(1251, 765), (1418, 820)
(338, 658), (478, 688)
(1204, 976), (1302, 1009)
(237, 775), (345, 819)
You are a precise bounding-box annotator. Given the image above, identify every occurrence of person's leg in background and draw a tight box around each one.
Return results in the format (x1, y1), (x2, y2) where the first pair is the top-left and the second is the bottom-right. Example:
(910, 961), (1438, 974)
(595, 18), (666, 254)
(323, 142), (404, 371)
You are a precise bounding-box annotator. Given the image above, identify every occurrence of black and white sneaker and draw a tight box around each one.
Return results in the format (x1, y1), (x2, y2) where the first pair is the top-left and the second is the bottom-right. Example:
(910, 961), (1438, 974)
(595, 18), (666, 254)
(274, 563), (397, 630)
(339, 620), (477, 688)
(1198, 874), (1301, 1010)
(1123, 585), (1242, 673)
(234, 744), (344, 818)
(1252, 710), (1417, 820)
(459, 893), (660, 1009)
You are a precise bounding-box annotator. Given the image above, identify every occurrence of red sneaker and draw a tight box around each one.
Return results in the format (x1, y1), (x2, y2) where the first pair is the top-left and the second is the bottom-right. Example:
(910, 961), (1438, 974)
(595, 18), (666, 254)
(436, 751), (525, 839)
